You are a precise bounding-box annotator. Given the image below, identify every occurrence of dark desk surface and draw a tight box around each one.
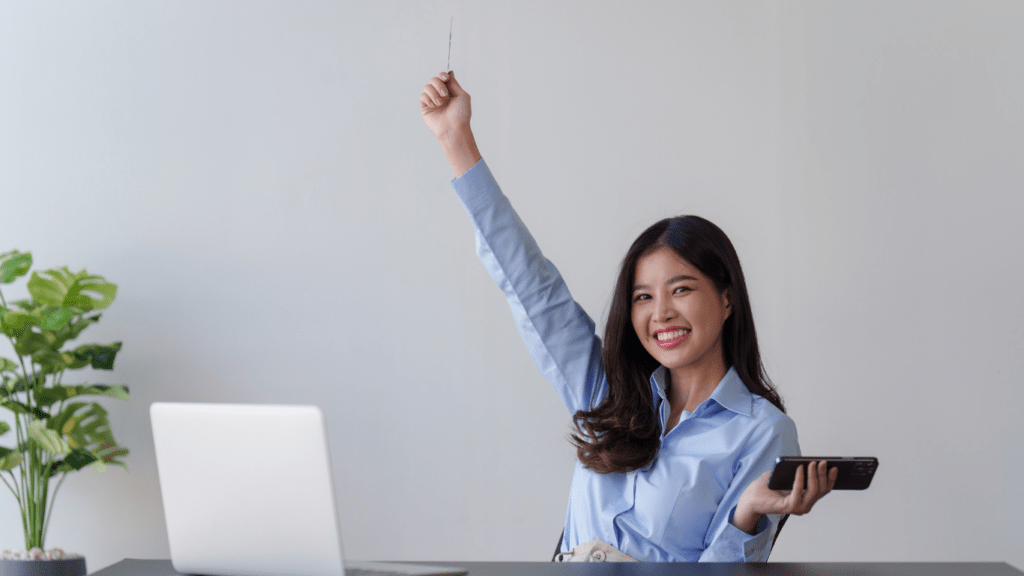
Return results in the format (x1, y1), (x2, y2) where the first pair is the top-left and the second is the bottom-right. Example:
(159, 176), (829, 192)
(90, 559), (1024, 576)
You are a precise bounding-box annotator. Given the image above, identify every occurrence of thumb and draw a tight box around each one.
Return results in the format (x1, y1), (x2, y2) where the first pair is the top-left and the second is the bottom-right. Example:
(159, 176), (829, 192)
(446, 70), (466, 96)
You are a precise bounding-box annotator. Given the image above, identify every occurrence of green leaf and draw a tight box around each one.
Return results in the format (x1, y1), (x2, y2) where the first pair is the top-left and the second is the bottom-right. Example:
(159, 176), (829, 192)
(0, 251), (32, 284)
(29, 420), (70, 455)
(72, 343), (122, 370)
(35, 384), (130, 408)
(51, 403), (126, 470)
(0, 374), (30, 397)
(47, 402), (88, 436)
(101, 447), (129, 462)
(95, 443), (129, 470)
(65, 275), (117, 311)
(41, 306), (75, 331)
(27, 268), (117, 311)
(64, 403), (109, 449)
(64, 313), (101, 341)
(13, 331), (50, 357)
(30, 349), (68, 376)
(1, 309), (39, 339)
(0, 357), (18, 374)
(0, 397), (47, 419)
(26, 269), (70, 306)
(0, 421), (8, 435)
(36, 313), (101, 354)
(32, 386), (69, 407)
(10, 299), (34, 311)
(49, 448), (98, 474)
(0, 447), (22, 471)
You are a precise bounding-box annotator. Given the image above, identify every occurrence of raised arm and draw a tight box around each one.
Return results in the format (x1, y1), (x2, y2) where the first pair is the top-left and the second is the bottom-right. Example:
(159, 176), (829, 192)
(419, 72), (607, 415)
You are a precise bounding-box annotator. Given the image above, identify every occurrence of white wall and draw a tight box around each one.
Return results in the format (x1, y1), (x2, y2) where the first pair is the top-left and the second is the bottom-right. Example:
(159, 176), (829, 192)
(1, 1), (1022, 571)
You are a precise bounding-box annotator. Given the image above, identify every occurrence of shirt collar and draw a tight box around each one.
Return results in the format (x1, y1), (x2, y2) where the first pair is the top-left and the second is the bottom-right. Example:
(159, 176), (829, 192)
(650, 365), (753, 417)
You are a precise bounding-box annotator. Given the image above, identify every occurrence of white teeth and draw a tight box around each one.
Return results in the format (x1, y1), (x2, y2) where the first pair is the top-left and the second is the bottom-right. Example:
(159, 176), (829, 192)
(656, 329), (690, 341)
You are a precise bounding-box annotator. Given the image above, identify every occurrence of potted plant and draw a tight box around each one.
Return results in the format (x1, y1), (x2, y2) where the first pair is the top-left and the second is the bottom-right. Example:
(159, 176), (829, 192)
(0, 250), (129, 576)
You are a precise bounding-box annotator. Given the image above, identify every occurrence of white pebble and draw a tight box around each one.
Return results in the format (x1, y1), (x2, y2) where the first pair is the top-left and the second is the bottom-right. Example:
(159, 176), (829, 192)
(0, 548), (81, 561)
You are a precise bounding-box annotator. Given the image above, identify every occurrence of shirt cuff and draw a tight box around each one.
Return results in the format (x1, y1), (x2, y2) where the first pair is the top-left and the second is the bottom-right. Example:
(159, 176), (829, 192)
(450, 158), (500, 214)
(708, 506), (774, 562)
(450, 157), (488, 185)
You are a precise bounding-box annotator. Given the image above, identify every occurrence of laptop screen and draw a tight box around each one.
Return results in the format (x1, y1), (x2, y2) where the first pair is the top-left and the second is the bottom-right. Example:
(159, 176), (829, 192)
(151, 403), (346, 576)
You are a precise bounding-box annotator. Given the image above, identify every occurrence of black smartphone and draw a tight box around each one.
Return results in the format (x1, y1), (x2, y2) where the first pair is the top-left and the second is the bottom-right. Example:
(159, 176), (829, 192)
(767, 456), (878, 490)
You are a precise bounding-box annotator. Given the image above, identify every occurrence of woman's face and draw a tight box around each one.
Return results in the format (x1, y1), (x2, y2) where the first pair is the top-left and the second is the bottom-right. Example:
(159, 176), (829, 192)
(630, 246), (732, 375)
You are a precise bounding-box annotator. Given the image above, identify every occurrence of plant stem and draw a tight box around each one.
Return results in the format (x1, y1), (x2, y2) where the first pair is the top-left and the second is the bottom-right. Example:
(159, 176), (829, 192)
(32, 463), (49, 548)
(1, 471), (20, 502)
(19, 495), (28, 549)
(40, 471), (67, 544)
(27, 447), (37, 548)
(15, 419), (29, 544)
(8, 343), (31, 549)
(10, 346), (41, 549)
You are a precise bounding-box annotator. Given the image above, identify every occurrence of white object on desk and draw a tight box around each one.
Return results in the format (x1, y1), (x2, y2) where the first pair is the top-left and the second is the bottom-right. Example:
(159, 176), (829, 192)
(150, 402), (464, 576)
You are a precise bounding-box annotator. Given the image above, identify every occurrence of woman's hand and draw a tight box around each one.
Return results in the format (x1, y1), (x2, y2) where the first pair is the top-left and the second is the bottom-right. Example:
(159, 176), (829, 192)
(419, 71), (480, 177)
(420, 71), (471, 140)
(731, 460), (838, 534)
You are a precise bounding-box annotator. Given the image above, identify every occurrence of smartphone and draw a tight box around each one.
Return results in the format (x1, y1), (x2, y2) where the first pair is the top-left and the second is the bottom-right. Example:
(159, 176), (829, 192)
(767, 456), (878, 490)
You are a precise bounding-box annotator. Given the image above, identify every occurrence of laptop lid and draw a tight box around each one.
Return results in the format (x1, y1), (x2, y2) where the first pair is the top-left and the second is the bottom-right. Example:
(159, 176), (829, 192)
(151, 402), (346, 576)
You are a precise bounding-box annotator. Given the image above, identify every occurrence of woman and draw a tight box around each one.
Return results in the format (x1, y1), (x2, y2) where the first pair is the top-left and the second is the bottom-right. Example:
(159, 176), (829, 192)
(419, 71), (837, 562)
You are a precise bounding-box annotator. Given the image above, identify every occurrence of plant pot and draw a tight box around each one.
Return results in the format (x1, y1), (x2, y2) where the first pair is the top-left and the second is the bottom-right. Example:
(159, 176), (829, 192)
(0, 557), (86, 576)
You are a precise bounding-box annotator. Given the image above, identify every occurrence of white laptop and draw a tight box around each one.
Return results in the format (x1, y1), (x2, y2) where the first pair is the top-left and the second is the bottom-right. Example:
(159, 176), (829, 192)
(150, 402), (466, 576)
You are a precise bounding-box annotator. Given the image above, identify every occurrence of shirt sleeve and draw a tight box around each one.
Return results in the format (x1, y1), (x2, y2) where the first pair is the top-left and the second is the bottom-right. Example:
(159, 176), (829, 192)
(451, 158), (607, 415)
(698, 413), (801, 562)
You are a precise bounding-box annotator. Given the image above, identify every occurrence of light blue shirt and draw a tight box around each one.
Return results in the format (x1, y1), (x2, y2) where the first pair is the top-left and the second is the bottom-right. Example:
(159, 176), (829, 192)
(451, 158), (801, 562)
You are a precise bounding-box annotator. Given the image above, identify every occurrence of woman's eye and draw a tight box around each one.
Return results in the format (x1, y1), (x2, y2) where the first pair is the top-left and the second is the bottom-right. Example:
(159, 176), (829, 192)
(633, 294), (650, 303)
(674, 286), (691, 294)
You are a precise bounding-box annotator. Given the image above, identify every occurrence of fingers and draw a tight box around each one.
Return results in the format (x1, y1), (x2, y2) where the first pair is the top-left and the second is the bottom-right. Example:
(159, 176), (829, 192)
(790, 462), (805, 503)
(817, 460), (830, 493)
(806, 460), (820, 497)
(787, 461), (833, 516)
(422, 78), (449, 108)
(788, 463), (812, 515)
(429, 76), (449, 99)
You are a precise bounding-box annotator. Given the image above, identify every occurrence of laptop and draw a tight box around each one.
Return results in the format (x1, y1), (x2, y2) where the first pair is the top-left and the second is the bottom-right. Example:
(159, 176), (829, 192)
(150, 402), (467, 576)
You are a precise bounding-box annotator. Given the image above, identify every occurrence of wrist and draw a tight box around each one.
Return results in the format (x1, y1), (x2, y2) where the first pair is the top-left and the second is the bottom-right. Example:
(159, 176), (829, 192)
(438, 127), (481, 178)
(731, 503), (762, 535)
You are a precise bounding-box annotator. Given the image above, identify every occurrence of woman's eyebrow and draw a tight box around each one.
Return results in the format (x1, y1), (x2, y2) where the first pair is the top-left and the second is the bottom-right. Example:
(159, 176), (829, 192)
(633, 275), (699, 291)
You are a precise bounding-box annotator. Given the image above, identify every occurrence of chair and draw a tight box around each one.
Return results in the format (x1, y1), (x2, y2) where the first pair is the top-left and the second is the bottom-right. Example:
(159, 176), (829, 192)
(552, 531), (564, 562)
(770, 514), (790, 555)
(551, 514), (790, 562)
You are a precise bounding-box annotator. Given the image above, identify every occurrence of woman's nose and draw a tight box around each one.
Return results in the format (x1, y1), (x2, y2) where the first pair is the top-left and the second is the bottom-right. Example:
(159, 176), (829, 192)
(655, 297), (674, 322)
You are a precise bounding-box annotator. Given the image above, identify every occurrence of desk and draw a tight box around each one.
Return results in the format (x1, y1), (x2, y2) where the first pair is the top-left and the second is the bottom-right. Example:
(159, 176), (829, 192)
(90, 559), (1024, 576)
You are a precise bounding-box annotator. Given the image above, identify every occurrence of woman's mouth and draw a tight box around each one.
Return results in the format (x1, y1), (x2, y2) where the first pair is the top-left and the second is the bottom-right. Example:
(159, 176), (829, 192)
(655, 328), (690, 349)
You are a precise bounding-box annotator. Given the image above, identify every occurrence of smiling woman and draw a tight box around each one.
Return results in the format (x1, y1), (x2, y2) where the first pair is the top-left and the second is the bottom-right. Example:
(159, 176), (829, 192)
(578, 215), (786, 475)
(420, 71), (837, 563)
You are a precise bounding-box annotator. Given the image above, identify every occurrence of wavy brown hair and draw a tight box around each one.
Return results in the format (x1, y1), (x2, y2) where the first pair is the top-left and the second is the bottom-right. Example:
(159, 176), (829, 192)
(571, 215), (785, 474)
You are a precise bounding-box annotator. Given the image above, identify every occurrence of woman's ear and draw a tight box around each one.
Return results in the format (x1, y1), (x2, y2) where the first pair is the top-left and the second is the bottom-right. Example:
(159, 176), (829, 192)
(723, 288), (733, 318)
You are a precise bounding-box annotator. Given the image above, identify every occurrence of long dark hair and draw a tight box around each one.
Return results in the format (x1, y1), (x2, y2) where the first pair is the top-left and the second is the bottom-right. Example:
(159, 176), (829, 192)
(571, 215), (785, 474)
